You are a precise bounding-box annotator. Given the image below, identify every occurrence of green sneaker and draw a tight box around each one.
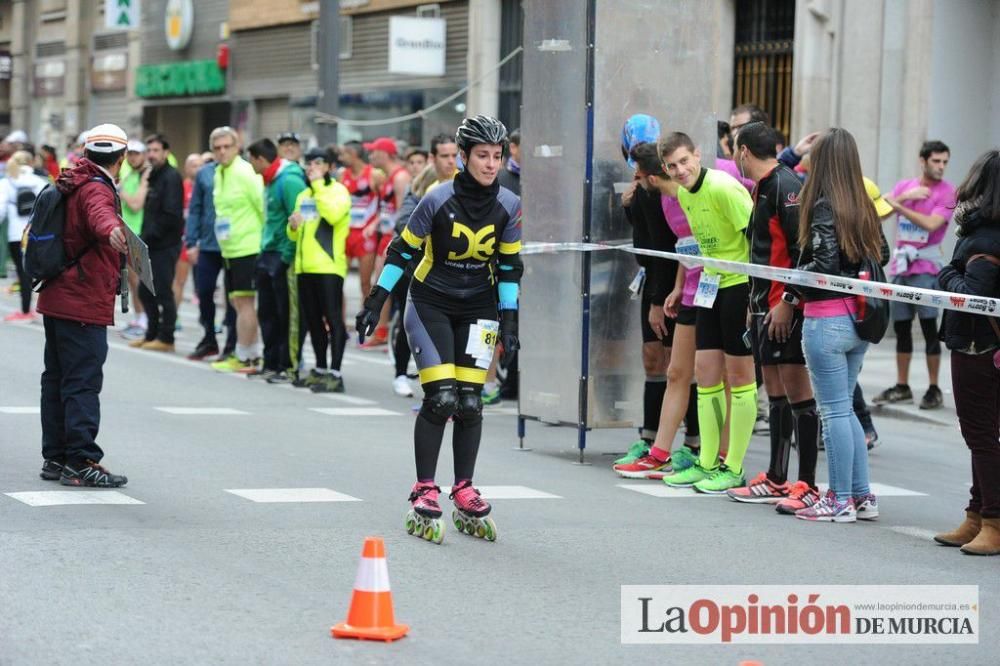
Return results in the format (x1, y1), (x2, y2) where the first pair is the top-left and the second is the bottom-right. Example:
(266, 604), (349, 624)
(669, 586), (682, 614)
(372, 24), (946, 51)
(614, 439), (650, 466)
(482, 386), (501, 406)
(670, 445), (699, 472)
(662, 462), (713, 488)
(293, 369), (324, 388)
(211, 354), (254, 373)
(693, 464), (746, 494)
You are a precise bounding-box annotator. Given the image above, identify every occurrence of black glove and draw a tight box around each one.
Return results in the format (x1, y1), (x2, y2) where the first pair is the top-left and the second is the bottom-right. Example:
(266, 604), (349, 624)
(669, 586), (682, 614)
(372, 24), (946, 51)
(355, 286), (389, 343)
(499, 309), (519, 368)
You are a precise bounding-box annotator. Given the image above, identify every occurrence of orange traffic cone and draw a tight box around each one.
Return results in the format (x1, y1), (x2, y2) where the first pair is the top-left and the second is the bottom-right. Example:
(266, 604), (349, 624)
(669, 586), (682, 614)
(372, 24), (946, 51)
(331, 537), (409, 642)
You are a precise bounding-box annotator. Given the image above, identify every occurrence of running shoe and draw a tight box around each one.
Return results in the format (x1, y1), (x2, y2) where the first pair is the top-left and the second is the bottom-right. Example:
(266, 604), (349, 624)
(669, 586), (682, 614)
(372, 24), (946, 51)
(120, 324), (146, 341)
(141, 340), (175, 353)
(795, 490), (856, 523)
(613, 453), (671, 479)
(40, 459), (64, 481)
(662, 462), (713, 488)
(409, 481), (442, 518)
(669, 445), (699, 472)
(393, 375), (414, 397)
(919, 385), (943, 410)
(694, 464), (746, 494)
(7, 281), (20, 293)
(614, 439), (650, 466)
(211, 355), (256, 373)
(60, 460), (127, 488)
(854, 493), (879, 520)
(245, 368), (277, 381)
(481, 386), (501, 406)
(726, 471), (790, 504)
(128, 337), (148, 348)
(3, 311), (34, 323)
(450, 480), (491, 517)
(187, 338), (220, 361)
(776, 481), (821, 515)
(233, 358), (262, 374)
(292, 369), (325, 389)
(873, 383), (913, 405)
(753, 408), (769, 434)
(311, 374), (344, 393)
(266, 371), (295, 385)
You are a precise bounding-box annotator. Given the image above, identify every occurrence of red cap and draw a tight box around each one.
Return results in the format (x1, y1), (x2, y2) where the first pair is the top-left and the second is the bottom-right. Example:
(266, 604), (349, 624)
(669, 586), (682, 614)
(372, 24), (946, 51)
(363, 137), (398, 156)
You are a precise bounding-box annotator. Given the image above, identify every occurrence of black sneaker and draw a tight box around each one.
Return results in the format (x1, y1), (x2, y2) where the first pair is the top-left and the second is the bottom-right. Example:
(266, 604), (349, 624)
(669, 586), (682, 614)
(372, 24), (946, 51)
(40, 459), (65, 481)
(920, 385), (944, 410)
(60, 460), (128, 488)
(311, 374), (345, 393)
(266, 370), (295, 385)
(293, 369), (324, 389)
(246, 368), (278, 381)
(187, 338), (220, 361)
(873, 383), (913, 404)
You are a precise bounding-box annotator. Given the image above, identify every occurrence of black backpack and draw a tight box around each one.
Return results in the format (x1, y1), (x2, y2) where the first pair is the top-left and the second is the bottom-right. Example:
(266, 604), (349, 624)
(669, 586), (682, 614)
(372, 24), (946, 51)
(23, 177), (114, 291)
(15, 184), (37, 217)
(850, 255), (891, 344)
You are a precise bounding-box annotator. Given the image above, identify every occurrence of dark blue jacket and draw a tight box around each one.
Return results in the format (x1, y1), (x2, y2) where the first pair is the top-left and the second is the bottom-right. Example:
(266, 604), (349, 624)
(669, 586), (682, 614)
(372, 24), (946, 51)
(186, 161), (218, 252)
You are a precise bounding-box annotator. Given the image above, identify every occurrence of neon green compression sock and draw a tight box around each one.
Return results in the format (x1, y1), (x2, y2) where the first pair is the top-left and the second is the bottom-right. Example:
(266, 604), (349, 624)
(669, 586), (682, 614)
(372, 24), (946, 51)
(697, 382), (726, 469)
(724, 382), (759, 474)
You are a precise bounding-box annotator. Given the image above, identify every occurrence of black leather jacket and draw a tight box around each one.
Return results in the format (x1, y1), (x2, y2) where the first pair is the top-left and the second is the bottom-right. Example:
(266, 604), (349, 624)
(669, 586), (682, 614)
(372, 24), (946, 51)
(796, 197), (890, 302)
(938, 209), (1000, 353)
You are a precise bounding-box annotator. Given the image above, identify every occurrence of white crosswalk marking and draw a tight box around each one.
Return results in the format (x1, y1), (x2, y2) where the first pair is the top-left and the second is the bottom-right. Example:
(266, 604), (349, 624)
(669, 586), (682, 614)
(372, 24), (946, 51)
(439, 485), (562, 500)
(0, 407), (40, 414)
(617, 484), (715, 498)
(820, 483), (927, 497)
(315, 393), (378, 406)
(5, 491), (144, 506)
(310, 407), (403, 416)
(155, 407), (251, 415)
(883, 525), (939, 540)
(224, 488), (362, 503)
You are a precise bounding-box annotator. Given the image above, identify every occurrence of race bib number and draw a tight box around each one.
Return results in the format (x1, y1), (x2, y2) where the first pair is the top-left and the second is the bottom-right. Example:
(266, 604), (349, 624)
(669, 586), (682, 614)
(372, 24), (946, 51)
(675, 235), (701, 269)
(465, 319), (500, 369)
(694, 272), (721, 309)
(349, 206), (367, 229)
(897, 221), (929, 244)
(300, 198), (318, 221)
(214, 217), (231, 242)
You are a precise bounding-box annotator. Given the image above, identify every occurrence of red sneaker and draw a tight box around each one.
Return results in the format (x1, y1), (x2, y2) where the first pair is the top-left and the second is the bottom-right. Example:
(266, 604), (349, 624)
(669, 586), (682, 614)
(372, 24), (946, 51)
(775, 480), (822, 515)
(726, 471), (790, 504)
(614, 453), (671, 479)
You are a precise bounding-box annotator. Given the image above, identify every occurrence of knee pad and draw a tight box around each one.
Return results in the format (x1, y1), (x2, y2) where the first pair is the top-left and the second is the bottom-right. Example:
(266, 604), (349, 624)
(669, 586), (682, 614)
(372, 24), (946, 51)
(419, 386), (458, 425)
(455, 388), (483, 425)
(919, 317), (941, 355)
(893, 319), (913, 354)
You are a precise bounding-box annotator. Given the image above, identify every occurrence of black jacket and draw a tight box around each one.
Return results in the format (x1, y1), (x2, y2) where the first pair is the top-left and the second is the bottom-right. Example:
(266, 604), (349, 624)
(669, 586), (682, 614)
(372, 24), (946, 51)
(625, 184), (677, 305)
(938, 208), (1000, 352)
(141, 163), (184, 251)
(797, 197), (890, 302)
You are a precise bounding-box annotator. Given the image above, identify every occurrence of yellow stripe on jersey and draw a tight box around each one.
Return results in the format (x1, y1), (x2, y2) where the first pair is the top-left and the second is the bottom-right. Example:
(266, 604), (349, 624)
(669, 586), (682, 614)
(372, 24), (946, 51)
(401, 227), (423, 249)
(414, 234), (434, 282)
(418, 363), (456, 384)
(455, 366), (488, 385)
(498, 240), (522, 254)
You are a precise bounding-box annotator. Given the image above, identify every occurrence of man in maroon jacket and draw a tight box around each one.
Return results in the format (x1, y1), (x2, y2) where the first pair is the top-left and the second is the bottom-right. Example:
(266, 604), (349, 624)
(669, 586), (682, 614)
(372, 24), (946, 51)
(36, 124), (130, 487)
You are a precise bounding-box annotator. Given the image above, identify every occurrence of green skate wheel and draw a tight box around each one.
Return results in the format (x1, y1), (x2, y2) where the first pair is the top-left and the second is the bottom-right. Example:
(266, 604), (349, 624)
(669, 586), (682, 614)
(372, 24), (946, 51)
(424, 524), (434, 540)
(405, 516), (415, 535)
(454, 517), (464, 532)
(431, 522), (444, 544)
(484, 519), (497, 542)
(476, 523), (485, 538)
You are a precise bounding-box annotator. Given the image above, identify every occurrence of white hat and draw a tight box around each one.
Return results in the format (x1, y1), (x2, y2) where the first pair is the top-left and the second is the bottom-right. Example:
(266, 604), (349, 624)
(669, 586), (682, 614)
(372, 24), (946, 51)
(3, 130), (28, 144)
(126, 139), (146, 153)
(84, 124), (128, 154)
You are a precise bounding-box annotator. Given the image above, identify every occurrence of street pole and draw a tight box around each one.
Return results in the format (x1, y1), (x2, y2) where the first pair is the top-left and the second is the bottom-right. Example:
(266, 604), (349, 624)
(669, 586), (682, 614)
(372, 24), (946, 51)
(317, 0), (340, 147)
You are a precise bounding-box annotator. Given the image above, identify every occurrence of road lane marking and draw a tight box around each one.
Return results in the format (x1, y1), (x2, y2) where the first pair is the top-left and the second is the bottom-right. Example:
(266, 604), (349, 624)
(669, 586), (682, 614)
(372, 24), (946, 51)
(883, 525), (939, 540)
(5, 491), (144, 506)
(617, 484), (715, 498)
(310, 407), (403, 416)
(0, 406), (40, 414)
(155, 407), (250, 415)
(224, 488), (362, 503)
(315, 393), (378, 406)
(439, 485), (562, 499)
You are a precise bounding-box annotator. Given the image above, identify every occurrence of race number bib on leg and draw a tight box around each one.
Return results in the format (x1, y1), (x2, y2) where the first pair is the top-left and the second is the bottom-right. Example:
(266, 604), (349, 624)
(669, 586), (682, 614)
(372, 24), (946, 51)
(465, 319), (500, 369)
(694, 273), (721, 309)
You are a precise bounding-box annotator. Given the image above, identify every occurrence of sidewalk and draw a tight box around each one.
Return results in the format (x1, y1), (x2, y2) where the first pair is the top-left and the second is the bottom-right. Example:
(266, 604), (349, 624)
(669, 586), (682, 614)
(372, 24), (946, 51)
(858, 338), (956, 429)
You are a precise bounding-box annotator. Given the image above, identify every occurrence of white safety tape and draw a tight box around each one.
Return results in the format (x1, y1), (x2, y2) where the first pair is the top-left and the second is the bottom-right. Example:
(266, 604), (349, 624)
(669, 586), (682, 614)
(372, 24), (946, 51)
(522, 241), (1000, 316)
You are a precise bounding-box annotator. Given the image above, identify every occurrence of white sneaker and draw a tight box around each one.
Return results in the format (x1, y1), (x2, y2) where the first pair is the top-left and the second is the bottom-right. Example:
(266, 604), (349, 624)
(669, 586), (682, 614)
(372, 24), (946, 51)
(393, 375), (413, 397)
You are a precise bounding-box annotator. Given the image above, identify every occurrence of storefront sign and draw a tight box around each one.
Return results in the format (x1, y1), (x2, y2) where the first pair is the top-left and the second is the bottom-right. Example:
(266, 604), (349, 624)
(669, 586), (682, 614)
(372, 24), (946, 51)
(92, 53), (128, 92)
(105, 0), (140, 30)
(33, 61), (66, 97)
(165, 0), (194, 51)
(136, 60), (225, 98)
(388, 16), (446, 76)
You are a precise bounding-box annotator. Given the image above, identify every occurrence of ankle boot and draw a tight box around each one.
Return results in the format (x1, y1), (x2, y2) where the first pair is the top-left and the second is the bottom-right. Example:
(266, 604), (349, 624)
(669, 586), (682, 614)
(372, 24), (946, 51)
(934, 511), (982, 547)
(961, 518), (1000, 556)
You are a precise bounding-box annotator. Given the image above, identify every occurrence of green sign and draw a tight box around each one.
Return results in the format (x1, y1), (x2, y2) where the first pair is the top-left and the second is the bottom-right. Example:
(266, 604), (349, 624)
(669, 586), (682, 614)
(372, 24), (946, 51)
(135, 60), (225, 98)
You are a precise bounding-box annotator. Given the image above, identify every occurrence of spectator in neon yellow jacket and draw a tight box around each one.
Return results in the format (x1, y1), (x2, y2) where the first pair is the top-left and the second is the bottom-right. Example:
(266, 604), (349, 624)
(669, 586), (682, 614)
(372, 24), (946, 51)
(286, 147), (352, 392)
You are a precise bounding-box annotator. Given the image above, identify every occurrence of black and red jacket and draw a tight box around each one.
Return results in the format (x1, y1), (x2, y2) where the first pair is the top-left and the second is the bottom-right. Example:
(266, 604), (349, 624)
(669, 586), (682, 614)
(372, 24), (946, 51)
(747, 164), (802, 315)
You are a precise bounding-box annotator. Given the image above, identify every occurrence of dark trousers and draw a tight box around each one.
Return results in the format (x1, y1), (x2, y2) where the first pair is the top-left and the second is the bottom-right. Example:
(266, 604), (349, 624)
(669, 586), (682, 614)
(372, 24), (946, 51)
(299, 273), (346, 371)
(40, 316), (108, 464)
(8, 241), (31, 313)
(392, 273), (412, 377)
(194, 249), (236, 346)
(139, 244), (180, 344)
(853, 382), (874, 433)
(952, 350), (1000, 518)
(256, 251), (290, 371)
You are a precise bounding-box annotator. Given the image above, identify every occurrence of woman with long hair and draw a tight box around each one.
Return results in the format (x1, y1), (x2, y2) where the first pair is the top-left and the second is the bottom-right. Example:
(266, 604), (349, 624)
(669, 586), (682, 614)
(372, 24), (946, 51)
(793, 128), (889, 523)
(934, 149), (1000, 555)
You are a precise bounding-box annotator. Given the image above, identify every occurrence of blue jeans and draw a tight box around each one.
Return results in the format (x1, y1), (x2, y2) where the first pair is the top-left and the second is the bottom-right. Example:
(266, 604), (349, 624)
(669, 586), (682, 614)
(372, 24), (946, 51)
(802, 315), (871, 501)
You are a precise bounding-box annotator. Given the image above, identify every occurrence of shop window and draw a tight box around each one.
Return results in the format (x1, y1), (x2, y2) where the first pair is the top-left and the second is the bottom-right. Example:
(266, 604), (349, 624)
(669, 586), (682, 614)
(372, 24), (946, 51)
(416, 4), (442, 18)
(732, 0), (795, 141)
(340, 16), (352, 59)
